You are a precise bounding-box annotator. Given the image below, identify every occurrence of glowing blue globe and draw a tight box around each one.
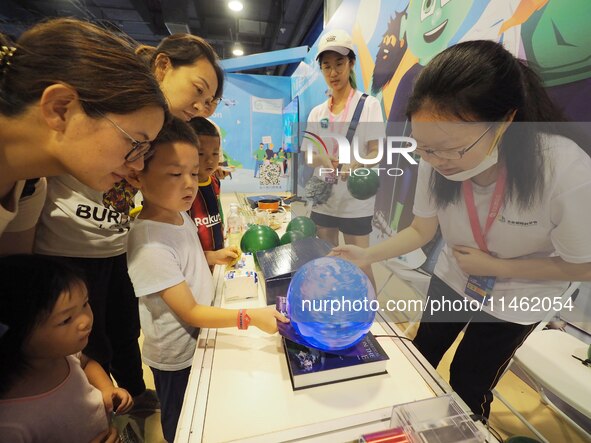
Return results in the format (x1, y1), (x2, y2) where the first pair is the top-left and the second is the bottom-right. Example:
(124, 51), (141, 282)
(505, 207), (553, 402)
(286, 256), (376, 351)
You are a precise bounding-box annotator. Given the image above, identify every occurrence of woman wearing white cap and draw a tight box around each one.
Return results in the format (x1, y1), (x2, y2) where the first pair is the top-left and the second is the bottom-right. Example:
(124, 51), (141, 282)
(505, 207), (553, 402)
(305, 29), (384, 285)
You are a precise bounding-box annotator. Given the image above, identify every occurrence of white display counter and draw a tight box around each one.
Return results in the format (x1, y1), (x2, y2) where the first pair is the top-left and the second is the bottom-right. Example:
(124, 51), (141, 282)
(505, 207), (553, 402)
(177, 268), (497, 442)
(176, 193), (496, 442)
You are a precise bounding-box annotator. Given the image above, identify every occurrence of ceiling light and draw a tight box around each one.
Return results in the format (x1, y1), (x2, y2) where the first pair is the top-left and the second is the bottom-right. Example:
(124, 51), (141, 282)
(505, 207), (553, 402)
(228, 1), (244, 12)
(232, 47), (244, 56)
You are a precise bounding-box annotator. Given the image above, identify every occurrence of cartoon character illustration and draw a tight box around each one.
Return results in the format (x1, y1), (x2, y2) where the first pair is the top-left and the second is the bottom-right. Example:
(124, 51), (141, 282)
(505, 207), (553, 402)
(511, 0), (591, 121)
(310, 0), (591, 242)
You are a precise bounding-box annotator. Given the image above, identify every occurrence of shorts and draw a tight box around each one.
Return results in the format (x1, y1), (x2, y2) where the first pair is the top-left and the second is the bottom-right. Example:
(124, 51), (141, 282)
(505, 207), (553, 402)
(310, 211), (373, 236)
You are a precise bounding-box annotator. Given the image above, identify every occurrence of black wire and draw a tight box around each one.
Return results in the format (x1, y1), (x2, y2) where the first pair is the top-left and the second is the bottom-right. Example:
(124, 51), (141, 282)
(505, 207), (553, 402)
(373, 334), (414, 342)
(470, 414), (504, 442)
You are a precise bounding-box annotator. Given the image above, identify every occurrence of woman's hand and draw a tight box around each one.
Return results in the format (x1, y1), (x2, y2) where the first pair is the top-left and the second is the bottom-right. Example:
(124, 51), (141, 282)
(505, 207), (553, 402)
(339, 161), (364, 181)
(249, 306), (289, 334)
(452, 246), (502, 276)
(102, 386), (133, 415)
(317, 155), (339, 171)
(329, 244), (371, 268)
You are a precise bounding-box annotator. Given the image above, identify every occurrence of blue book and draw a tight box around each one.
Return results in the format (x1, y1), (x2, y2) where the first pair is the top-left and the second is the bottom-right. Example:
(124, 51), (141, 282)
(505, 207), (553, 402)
(277, 296), (389, 390)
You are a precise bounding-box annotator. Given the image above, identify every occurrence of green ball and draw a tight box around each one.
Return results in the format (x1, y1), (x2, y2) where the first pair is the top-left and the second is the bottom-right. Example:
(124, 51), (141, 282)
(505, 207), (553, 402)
(505, 437), (541, 443)
(240, 224), (280, 254)
(347, 170), (380, 200)
(280, 230), (306, 245)
(286, 216), (316, 237)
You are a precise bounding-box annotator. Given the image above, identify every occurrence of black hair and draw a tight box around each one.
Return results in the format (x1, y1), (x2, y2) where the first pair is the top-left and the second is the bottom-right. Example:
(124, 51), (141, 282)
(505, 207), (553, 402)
(0, 18), (167, 117)
(0, 255), (86, 396)
(144, 116), (199, 169)
(137, 34), (225, 100)
(406, 40), (587, 209)
(189, 117), (219, 138)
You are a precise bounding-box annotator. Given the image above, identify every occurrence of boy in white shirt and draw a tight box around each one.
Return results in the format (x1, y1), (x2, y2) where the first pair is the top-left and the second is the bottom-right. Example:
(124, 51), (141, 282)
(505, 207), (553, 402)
(126, 117), (288, 442)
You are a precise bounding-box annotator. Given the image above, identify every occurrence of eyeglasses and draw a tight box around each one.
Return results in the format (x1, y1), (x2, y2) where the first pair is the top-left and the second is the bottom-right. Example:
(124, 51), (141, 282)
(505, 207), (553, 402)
(321, 63), (347, 75)
(413, 124), (494, 160)
(96, 111), (153, 163)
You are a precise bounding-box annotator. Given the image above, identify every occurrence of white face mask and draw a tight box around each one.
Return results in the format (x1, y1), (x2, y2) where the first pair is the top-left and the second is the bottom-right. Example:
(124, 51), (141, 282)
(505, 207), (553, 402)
(440, 147), (499, 182)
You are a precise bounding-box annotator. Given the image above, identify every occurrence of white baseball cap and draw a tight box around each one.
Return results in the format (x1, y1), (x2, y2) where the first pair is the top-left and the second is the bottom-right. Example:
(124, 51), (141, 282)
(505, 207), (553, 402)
(316, 29), (354, 61)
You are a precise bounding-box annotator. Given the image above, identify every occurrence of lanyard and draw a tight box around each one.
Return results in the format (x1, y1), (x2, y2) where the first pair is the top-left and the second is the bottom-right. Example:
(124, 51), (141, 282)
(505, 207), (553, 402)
(462, 167), (506, 254)
(328, 88), (355, 124)
(327, 88), (355, 157)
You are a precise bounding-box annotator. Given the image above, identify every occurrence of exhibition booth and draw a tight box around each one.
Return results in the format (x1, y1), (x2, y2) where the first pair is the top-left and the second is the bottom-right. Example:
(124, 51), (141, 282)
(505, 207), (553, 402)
(191, 0), (591, 441)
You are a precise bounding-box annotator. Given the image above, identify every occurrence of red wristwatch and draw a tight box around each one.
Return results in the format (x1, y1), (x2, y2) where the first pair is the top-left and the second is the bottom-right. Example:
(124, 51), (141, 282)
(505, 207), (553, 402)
(237, 309), (251, 330)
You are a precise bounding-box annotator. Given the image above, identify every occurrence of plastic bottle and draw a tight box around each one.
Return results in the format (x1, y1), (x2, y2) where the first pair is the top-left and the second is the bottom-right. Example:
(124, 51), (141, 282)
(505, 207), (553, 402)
(227, 203), (243, 248)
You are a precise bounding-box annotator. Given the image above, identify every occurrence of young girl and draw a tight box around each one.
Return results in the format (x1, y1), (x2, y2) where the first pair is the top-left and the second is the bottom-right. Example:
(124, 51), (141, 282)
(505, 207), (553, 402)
(0, 18), (167, 254)
(126, 117), (288, 443)
(304, 29), (385, 286)
(334, 40), (591, 418)
(0, 254), (133, 442)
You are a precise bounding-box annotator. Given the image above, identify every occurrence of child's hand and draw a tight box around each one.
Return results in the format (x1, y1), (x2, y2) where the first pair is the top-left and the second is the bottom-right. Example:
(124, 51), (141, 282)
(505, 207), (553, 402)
(249, 306), (289, 334)
(206, 247), (240, 266)
(89, 426), (120, 443)
(102, 387), (133, 415)
(213, 166), (232, 179)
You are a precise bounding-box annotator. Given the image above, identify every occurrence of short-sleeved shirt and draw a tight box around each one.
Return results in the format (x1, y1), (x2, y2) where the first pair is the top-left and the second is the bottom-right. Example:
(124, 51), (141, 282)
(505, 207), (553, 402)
(127, 211), (214, 371)
(304, 90), (385, 218)
(191, 176), (224, 251)
(413, 134), (591, 323)
(255, 149), (266, 161)
(0, 354), (108, 443)
(35, 175), (130, 258)
(0, 178), (47, 237)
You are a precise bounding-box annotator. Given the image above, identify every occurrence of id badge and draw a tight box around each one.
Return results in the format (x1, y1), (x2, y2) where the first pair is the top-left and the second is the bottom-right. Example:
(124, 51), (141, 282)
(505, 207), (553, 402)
(464, 275), (496, 305)
(324, 173), (338, 184)
(323, 165), (338, 184)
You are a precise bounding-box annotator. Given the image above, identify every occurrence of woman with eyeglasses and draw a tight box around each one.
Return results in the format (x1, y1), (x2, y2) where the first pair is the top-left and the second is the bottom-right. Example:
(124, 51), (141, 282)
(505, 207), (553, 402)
(304, 29), (384, 286)
(32, 32), (226, 416)
(0, 18), (166, 253)
(333, 40), (591, 419)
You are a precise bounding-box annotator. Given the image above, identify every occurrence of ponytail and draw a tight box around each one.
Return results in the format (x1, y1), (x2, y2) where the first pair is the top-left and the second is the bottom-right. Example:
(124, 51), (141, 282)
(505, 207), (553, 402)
(135, 44), (157, 67)
(0, 33), (16, 94)
(515, 61), (565, 123)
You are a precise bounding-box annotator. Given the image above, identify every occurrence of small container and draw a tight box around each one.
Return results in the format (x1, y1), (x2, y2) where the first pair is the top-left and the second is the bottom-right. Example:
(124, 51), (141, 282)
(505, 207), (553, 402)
(254, 208), (270, 226)
(388, 395), (483, 443)
(227, 203), (244, 248)
(257, 198), (281, 212)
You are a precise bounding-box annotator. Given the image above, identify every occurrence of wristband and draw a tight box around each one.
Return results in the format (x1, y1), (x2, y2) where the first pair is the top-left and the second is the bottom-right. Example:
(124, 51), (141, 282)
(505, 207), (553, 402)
(237, 309), (251, 330)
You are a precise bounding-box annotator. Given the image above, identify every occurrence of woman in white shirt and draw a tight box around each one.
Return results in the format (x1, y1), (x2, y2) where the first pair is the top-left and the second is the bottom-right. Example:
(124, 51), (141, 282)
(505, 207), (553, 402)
(34, 34), (226, 415)
(305, 30), (384, 285)
(0, 18), (166, 255)
(334, 40), (591, 418)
